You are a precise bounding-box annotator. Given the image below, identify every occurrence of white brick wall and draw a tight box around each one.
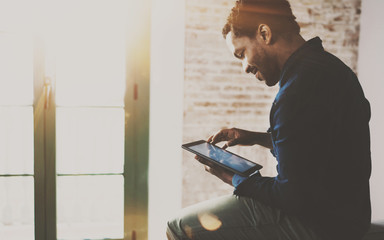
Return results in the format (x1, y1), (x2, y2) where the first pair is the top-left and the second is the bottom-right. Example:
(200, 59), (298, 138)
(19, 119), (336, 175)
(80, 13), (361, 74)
(182, 0), (362, 207)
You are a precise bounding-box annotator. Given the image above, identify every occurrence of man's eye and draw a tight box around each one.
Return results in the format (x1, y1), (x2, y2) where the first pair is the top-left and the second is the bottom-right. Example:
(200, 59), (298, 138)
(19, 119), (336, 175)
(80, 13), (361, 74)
(235, 51), (244, 59)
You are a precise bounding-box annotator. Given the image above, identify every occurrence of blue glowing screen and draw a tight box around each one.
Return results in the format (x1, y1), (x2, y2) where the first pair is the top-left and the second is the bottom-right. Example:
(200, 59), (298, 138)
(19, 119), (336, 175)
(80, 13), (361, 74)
(189, 142), (256, 173)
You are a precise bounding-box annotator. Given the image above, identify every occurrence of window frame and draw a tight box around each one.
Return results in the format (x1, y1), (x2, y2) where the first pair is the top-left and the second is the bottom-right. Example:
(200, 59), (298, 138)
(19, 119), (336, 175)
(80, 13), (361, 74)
(33, 36), (57, 240)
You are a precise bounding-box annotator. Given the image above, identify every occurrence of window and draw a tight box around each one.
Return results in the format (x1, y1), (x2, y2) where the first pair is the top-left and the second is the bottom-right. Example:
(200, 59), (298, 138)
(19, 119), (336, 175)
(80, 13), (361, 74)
(0, 31), (35, 240)
(52, 5), (126, 237)
(0, 1), (150, 239)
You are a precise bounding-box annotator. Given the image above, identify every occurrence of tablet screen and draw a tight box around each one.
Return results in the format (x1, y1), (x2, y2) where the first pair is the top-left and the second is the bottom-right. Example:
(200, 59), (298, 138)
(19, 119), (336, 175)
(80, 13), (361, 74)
(189, 142), (257, 173)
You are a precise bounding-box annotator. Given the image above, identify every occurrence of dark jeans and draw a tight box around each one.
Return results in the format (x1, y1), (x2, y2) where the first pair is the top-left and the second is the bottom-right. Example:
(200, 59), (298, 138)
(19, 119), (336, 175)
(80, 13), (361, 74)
(167, 195), (322, 240)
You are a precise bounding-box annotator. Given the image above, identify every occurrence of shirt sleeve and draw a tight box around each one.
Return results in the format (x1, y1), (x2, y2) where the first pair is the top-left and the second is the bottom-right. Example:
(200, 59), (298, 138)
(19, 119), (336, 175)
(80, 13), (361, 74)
(232, 174), (247, 188)
(232, 170), (260, 188)
(267, 127), (276, 157)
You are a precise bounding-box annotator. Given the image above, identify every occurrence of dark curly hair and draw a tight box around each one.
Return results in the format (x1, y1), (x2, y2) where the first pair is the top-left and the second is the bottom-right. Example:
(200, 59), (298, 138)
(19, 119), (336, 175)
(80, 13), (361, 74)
(222, 0), (300, 39)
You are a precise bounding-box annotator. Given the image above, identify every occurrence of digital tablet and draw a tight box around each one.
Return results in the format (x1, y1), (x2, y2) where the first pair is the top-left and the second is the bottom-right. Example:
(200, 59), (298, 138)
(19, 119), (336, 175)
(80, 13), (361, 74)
(182, 140), (262, 177)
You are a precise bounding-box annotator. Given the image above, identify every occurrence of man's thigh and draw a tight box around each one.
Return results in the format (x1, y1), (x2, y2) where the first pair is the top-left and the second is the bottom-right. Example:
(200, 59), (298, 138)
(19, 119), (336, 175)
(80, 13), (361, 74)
(167, 194), (321, 240)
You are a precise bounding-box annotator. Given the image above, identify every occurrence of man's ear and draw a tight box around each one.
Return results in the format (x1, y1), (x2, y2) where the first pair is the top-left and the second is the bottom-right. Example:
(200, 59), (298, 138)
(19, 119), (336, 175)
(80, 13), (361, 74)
(258, 24), (272, 44)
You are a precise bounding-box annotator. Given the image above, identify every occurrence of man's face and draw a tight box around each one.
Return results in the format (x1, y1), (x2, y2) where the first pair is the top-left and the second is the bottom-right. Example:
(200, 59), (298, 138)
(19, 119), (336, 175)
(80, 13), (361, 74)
(225, 31), (280, 87)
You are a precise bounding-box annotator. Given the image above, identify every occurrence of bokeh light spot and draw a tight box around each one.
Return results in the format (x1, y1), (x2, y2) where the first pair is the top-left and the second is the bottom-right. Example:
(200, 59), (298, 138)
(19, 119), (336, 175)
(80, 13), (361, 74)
(198, 213), (222, 231)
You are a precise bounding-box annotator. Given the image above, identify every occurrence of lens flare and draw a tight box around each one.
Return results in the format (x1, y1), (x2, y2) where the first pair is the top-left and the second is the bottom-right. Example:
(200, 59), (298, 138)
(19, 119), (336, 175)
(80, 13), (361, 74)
(197, 213), (222, 231)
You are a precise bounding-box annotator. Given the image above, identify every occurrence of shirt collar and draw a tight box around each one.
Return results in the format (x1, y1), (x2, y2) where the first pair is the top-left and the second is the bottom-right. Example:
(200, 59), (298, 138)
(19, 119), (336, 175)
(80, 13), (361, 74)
(279, 37), (324, 87)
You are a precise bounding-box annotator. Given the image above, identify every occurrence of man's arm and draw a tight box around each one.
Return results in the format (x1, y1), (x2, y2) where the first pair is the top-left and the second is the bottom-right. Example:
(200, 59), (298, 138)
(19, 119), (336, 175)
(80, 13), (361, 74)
(207, 128), (273, 150)
(234, 80), (336, 214)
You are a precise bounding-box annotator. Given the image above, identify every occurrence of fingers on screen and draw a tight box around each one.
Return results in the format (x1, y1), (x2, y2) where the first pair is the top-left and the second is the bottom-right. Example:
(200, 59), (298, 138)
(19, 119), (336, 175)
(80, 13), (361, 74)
(211, 129), (228, 145)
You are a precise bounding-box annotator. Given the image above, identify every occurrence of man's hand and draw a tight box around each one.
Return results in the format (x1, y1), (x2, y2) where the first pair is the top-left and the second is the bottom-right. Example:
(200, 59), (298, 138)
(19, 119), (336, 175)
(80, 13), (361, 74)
(194, 155), (234, 186)
(193, 128), (272, 185)
(207, 128), (273, 150)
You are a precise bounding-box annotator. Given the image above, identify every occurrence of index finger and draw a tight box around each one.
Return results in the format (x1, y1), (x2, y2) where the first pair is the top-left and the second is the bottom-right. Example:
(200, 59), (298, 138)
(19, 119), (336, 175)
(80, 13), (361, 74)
(210, 129), (228, 145)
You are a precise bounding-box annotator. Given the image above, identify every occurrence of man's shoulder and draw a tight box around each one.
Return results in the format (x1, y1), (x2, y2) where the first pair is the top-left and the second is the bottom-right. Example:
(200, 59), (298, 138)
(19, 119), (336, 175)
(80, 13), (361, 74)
(282, 48), (357, 94)
(299, 47), (353, 80)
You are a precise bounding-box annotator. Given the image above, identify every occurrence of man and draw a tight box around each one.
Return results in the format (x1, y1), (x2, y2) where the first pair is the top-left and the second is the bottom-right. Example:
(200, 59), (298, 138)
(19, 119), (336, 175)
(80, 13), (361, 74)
(167, 0), (371, 239)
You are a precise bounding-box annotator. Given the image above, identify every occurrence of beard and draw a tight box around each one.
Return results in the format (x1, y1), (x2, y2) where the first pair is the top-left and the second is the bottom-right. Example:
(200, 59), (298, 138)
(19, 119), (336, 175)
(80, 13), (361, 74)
(264, 71), (280, 86)
(253, 51), (281, 87)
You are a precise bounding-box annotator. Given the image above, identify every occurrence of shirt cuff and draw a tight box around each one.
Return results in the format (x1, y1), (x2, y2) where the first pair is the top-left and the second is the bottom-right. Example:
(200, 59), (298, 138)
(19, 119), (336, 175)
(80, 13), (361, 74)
(232, 170), (259, 188)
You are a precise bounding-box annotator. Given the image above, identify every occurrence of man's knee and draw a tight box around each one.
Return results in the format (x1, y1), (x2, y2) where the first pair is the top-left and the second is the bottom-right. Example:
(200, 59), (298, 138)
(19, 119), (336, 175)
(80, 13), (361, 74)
(166, 218), (183, 240)
(166, 222), (177, 240)
(167, 215), (195, 240)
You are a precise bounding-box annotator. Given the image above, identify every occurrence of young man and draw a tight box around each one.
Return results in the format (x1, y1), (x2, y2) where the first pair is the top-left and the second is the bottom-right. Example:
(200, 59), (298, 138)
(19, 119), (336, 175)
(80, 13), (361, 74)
(167, 0), (371, 239)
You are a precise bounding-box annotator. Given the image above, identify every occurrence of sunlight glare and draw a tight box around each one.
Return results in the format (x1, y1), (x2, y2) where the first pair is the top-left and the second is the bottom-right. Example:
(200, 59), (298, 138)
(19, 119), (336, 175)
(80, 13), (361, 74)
(197, 213), (223, 231)
(45, 0), (128, 107)
(0, 33), (33, 106)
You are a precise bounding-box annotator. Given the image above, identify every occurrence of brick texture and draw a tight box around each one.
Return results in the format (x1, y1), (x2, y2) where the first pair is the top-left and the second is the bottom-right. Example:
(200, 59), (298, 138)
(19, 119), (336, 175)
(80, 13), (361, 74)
(182, 0), (362, 207)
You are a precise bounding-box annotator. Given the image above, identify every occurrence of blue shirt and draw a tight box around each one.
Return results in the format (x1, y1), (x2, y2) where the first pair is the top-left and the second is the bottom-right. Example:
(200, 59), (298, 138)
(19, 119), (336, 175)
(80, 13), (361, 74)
(232, 170), (259, 188)
(234, 37), (371, 240)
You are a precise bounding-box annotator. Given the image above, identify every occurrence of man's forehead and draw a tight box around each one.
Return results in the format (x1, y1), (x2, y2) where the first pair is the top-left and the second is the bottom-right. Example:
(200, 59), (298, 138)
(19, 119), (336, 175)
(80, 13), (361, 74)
(225, 32), (251, 52)
(225, 32), (236, 53)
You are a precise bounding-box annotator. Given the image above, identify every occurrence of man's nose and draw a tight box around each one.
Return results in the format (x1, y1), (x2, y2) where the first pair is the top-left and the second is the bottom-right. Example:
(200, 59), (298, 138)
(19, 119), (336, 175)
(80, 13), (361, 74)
(242, 59), (252, 73)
